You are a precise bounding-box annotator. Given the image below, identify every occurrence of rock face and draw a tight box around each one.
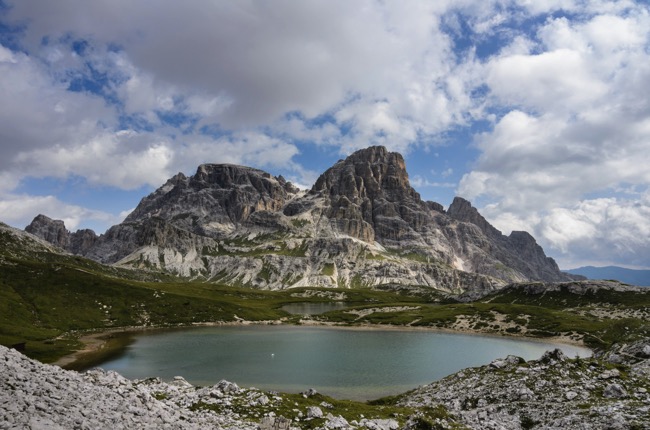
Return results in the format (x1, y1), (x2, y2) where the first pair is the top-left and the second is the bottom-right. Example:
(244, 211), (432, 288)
(307, 146), (423, 244)
(25, 146), (576, 295)
(25, 214), (71, 250)
(25, 214), (98, 255)
(124, 165), (299, 236)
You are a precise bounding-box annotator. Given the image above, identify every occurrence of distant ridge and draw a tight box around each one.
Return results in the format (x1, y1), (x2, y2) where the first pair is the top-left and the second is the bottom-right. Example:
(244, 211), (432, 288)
(566, 266), (650, 287)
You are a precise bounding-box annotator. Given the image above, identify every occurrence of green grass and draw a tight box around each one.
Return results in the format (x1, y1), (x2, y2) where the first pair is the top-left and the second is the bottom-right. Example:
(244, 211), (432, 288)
(321, 263), (335, 277)
(0, 247), (433, 363)
(291, 219), (311, 228)
(2, 226), (649, 364)
(191, 390), (461, 429)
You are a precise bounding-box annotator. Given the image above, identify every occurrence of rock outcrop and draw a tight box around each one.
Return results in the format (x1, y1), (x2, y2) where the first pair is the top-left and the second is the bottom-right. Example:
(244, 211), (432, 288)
(0, 344), (259, 429)
(25, 214), (98, 255)
(25, 214), (72, 250)
(399, 339), (650, 429)
(25, 146), (576, 295)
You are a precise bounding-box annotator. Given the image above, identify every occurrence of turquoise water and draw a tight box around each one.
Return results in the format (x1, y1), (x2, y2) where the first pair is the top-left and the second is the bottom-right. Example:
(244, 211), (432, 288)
(95, 325), (590, 400)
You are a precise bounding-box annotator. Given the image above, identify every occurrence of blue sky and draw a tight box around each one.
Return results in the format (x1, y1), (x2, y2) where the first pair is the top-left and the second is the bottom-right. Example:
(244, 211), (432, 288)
(1, 1), (649, 270)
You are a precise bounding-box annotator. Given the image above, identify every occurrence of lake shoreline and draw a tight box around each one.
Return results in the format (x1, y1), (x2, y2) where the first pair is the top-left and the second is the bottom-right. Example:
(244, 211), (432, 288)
(53, 318), (591, 370)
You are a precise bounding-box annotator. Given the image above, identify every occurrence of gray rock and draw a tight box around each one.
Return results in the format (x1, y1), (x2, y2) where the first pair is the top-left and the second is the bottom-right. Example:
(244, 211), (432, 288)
(259, 415), (292, 430)
(518, 387), (535, 401)
(599, 368), (620, 379)
(565, 391), (578, 400)
(24, 146), (577, 296)
(643, 345), (650, 357)
(324, 413), (351, 429)
(541, 348), (568, 364)
(603, 383), (627, 399)
(360, 418), (399, 429)
(302, 388), (318, 398)
(306, 406), (323, 418)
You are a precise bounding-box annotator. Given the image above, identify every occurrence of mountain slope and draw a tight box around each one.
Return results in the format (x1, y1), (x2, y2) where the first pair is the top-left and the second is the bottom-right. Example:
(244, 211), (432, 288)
(567, 265), (650, 287)
(25, 146), (575, 295)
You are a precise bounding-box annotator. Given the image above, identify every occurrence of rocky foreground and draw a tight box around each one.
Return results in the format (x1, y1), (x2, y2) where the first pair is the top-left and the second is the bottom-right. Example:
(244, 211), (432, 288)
(400, 341), (650, 429)
(2, 341), (650, 429)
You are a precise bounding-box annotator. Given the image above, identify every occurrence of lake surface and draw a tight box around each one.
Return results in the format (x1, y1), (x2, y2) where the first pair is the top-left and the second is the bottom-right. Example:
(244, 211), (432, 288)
(94, 325), (590, 400)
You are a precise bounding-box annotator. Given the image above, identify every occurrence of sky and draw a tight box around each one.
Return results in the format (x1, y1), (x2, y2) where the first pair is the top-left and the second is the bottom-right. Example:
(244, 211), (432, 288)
(1, 1), (649, 270)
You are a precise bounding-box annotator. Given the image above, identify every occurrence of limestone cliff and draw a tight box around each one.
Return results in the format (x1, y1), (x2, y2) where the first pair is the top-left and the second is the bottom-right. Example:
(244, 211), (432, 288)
(25, 214), (98, 255)
(25, 146), (576, 295)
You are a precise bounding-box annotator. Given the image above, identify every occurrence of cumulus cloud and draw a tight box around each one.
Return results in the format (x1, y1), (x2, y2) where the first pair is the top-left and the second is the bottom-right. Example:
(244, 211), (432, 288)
(0, 194), (121, 232)
(459, 4), (650, 267)
(1, 1), (649, 267)
(0, 45), (115, 168)
(538, 196), (650, 268)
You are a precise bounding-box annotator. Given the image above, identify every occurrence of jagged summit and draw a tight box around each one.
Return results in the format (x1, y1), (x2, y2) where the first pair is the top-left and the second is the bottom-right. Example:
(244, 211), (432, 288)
(25, 214), (97, 255)
(24, 146), (576, 294)
(305, 146), (424, 243)
(125, 163), (299, 229)
(447, 197), (502, 239)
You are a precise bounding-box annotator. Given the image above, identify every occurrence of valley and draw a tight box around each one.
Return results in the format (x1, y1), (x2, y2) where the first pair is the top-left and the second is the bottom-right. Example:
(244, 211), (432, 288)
(1, 147), (649, 429)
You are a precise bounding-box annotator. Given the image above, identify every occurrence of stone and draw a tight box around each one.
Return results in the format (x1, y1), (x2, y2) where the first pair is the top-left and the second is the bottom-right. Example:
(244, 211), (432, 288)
(518, 387), (535, 401)
(324, 413), (350, 429)
(603, 383), (627, 399)
(302, 388), (318, 398)
(599, 369), (620, 380)
(360, 418), (399, 429)
(643, 345), (650, 357)
(306, 406), (323, 418)
(541, 348), (568, 364)
(259, 415), (292, 430)
(565, 391), (578, 400)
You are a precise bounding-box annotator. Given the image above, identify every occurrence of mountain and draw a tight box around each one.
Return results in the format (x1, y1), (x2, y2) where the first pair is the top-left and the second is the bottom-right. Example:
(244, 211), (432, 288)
(24, 146), (576, 295)
(566, 266), (650, 287)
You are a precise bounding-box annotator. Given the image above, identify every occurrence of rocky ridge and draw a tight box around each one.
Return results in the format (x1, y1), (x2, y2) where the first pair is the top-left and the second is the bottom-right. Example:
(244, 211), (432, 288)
(25, 146), (577, 295)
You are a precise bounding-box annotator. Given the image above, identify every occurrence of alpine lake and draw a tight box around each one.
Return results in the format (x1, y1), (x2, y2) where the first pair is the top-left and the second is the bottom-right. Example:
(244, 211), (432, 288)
(93, 303), (591, 401)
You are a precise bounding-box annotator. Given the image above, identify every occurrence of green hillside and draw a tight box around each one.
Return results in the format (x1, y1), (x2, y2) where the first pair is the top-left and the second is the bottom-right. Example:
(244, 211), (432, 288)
(2, 223), (649, 367)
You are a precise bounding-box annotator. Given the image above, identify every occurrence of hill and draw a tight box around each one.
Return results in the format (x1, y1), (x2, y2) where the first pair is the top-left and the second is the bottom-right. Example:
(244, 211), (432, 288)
(567, 265), (650, 286)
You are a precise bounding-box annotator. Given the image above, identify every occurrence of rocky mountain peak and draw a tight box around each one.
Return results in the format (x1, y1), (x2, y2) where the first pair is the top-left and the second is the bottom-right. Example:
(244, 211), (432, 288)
(22, 146), (576, 293)
(312, 146), (416, 201)
(447, 197), (502, 238)
(124, 162), (299, 235)
(308, 146), (426, 243)
(25, 214), (71, 249)
(25, 214), (98, 254)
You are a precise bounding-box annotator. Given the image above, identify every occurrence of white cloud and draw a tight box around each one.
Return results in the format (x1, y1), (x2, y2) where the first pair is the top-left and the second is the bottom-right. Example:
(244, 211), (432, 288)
(13, 131), (175, 190)
(1, 0), (650, 269)
(0, 194), (121, 232)
(487, 49), (607, 113)
(458, 5), (650, 268)
(0, 46), (115, 169)
(173, 131), (300, 174)
(538, 197), (650, 268)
